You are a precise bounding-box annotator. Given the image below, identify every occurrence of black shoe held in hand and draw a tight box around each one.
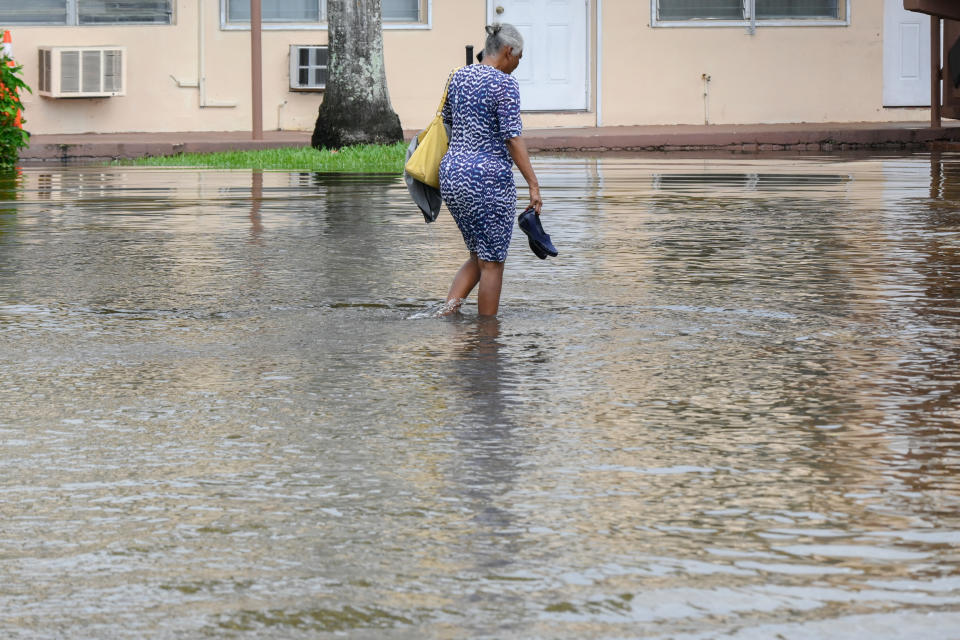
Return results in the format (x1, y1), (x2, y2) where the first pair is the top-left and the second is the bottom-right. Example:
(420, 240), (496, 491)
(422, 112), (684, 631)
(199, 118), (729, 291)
(518, 206), (558, 260)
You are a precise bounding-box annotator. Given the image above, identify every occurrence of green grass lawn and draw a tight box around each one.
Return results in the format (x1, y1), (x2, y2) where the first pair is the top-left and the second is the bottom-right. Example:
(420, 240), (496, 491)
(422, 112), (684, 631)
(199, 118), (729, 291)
(114, 142), (408, 173)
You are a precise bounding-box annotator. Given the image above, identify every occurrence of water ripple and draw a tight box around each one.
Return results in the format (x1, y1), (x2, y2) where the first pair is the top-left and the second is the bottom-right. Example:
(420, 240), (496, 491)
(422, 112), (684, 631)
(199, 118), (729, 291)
(1, 156), (959, 638)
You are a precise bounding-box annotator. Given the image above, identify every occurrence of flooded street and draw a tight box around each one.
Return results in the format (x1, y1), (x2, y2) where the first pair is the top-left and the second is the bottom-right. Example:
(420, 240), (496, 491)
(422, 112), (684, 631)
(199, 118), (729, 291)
(1, 154), (959, 639)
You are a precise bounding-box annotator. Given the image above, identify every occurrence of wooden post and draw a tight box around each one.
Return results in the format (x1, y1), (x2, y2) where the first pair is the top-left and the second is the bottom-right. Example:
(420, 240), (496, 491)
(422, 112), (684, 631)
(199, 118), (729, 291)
(251, 0), (263, 140)
(933, 15), (942, 129)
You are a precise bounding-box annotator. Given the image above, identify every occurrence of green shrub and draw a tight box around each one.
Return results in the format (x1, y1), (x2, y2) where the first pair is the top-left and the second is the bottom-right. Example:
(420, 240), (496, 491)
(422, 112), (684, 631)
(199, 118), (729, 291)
(0, 53), (30, 169)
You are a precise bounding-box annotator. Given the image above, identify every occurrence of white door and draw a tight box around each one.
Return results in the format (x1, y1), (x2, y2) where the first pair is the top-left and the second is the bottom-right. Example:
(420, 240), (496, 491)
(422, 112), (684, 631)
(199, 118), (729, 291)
(883, 0), (931, 107)
(487, 0), (588, 111)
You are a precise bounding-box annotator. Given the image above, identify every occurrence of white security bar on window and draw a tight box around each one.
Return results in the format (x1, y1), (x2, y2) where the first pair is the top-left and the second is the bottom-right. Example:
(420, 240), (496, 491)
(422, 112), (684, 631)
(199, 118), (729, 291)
(226, 0), (419, 24)
(0, 0), (172, 25)
(654, 0), (844, 26)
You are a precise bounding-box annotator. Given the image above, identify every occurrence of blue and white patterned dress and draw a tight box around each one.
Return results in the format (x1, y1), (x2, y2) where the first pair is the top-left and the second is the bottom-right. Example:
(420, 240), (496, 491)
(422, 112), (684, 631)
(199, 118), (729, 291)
(439, 64), (523, 263)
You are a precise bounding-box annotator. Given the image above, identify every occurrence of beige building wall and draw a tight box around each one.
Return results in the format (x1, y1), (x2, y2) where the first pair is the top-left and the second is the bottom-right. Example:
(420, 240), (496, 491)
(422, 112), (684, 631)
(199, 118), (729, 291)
(601, 0), (928, 126)
(13, 0), (486, 135)
(7, 0), (931, 135)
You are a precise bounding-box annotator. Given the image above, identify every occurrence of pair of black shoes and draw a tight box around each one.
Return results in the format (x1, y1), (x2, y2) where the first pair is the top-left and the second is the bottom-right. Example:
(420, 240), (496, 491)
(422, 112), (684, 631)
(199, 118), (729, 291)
(518, 207), (558, 260)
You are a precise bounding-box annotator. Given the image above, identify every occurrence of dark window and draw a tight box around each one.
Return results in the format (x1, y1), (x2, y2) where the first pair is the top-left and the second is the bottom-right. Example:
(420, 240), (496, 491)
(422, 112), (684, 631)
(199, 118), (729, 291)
(227, 0), (421, 24)
(382, 0), (419, 21)
(228, 0), (321, 23)
(78, 0), (173, 24)
(755, 0), (838, 19)
(659, 0), (742, 21)
(0, 0), (172, 25)
(0, 0), (68, 24)
(291, 45), (328, 90)
(657, 0), (841, 22)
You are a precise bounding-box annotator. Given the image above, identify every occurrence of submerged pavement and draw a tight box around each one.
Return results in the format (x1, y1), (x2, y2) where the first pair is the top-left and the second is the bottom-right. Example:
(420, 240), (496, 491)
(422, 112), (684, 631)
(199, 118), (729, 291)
(21, 120), (960, 162)
(4, 159), (960, 637)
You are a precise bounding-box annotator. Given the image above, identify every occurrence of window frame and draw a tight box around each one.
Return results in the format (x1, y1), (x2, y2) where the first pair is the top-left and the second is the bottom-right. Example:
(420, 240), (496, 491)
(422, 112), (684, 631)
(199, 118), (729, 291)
(651, 0), (850, 29)
(220, 0), (432, 31)
(0, 0), (174, 26)
(289, 44), (328, 91)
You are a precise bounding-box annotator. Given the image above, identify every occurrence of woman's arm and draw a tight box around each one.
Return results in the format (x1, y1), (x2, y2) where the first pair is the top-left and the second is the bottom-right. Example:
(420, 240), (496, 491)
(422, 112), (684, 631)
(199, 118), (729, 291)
(506, 136), (542, 214)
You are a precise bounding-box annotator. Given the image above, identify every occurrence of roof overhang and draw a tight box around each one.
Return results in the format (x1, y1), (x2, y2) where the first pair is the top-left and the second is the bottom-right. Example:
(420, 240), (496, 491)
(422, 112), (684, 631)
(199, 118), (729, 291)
(904, 0), (960, 22)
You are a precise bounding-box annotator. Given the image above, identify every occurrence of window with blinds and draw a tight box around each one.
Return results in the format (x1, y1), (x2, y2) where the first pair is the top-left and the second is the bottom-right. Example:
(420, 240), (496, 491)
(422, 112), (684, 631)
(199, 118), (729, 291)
(0, 0), (172, 25)
(658, 0), (743, 21)
(228, 0), (321, 23)
(79, 0), (173, 24)
(382, 0), (419, 22)
(656, 0), (843, 24)
(226, 0), (422, 25)
(0, 0), (68, 24)
(756, 0), (839, 19)
(289, 45), (328, 90)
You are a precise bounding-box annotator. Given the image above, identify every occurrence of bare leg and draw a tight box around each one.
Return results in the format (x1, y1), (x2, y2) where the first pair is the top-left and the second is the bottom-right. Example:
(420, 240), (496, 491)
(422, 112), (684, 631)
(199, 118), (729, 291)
(445, 253), (481, 312)
(476, 259), (505, 316)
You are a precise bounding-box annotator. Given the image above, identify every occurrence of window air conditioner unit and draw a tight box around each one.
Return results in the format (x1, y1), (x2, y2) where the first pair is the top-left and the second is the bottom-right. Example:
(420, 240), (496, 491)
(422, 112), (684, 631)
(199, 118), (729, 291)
(289, 45), (328, 91)
(38, 46), (126, 98)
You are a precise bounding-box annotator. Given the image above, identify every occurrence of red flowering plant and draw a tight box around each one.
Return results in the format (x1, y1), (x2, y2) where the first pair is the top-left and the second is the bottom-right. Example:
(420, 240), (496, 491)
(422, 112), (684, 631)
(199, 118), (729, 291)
(0, 50), (29, 169)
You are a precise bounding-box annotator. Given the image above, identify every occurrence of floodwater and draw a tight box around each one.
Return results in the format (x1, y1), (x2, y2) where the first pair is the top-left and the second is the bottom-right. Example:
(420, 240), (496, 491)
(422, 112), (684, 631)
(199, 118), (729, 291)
(1, 153), (959, 639)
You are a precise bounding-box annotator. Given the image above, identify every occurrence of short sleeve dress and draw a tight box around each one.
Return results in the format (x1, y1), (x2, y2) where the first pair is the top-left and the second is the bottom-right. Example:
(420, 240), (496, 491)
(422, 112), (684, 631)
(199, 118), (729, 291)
(438, 64), (523, 263)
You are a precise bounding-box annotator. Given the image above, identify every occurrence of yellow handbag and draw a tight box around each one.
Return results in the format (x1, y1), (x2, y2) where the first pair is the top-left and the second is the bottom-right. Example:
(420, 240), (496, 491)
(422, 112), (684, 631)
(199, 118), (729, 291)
(405, 68), (460, 189)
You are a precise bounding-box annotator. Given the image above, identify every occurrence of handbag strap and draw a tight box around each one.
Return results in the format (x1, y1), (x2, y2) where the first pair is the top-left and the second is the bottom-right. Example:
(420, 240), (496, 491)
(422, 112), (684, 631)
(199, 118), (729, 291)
(436, 66), (463, 116)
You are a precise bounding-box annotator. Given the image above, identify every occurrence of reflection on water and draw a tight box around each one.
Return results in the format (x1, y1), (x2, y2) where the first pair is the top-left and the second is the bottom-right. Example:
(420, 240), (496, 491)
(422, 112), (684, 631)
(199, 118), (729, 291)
(1, 154), (959, 638)
(652, 172), (850, 190)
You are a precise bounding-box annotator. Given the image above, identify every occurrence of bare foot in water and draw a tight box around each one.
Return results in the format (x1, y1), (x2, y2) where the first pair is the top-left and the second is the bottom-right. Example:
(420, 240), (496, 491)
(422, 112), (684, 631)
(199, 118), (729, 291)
(439, 298), (465, 316)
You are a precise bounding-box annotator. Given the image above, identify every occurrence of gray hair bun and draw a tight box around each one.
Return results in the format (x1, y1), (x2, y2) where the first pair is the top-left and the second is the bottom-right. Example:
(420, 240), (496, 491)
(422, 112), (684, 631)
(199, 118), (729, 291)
(483, 22), (523, 57)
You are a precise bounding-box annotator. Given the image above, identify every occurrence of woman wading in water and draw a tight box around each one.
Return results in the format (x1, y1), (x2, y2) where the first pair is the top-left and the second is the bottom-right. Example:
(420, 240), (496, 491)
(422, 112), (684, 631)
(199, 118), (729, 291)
(439, 23), (542, 316)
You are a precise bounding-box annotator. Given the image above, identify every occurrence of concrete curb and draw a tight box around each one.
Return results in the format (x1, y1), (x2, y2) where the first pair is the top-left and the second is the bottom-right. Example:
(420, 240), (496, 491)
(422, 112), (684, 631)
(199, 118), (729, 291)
(522, 124), (960, 153)
(20, 123), (960, 162)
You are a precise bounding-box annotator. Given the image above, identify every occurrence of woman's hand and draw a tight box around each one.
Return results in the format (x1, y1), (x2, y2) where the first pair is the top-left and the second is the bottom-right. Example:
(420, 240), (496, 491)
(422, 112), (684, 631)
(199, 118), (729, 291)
(528, 183), (542, 214)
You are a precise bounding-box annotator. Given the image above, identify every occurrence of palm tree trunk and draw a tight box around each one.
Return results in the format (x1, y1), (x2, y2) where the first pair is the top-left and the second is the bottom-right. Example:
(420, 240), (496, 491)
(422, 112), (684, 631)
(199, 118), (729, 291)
(311, 0), (403, 149)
